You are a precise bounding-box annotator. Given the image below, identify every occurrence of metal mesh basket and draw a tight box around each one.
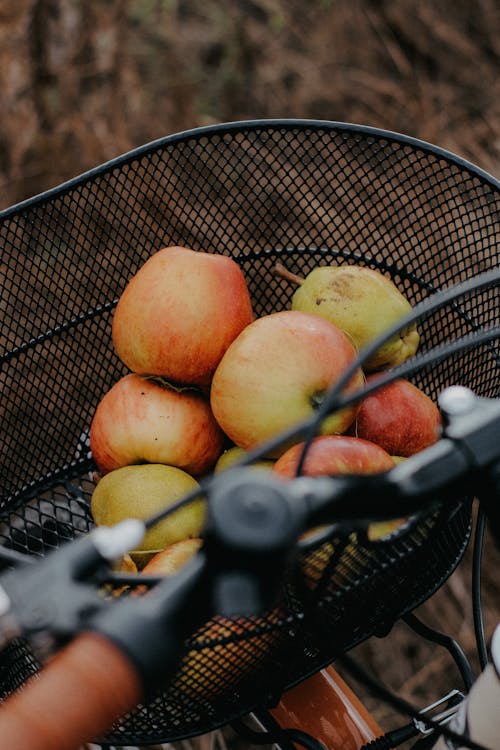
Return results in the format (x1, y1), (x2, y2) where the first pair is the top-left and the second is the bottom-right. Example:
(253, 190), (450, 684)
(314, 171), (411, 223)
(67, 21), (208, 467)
(0, 120), (498, 746)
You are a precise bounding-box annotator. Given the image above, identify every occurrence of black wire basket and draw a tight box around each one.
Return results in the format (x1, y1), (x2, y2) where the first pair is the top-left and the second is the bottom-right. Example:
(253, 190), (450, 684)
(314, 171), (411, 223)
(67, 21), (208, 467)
(0, 120), (498, 746)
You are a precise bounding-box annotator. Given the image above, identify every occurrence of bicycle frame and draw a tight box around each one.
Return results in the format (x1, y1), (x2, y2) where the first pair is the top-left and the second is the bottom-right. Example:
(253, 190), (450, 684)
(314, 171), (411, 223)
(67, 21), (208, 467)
(270, 665), (382, 748)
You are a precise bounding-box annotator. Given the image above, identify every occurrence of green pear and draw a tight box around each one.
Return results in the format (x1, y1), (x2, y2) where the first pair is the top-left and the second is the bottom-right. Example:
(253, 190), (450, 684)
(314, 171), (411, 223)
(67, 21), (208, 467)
(91, 463), (205, 553)
(214, 446), (275, 473)
(287, 264), (420, 371)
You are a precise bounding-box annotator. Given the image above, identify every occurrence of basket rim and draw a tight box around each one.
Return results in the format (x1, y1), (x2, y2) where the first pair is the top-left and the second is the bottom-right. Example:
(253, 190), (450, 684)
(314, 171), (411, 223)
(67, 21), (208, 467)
(1, 118), (498, 221)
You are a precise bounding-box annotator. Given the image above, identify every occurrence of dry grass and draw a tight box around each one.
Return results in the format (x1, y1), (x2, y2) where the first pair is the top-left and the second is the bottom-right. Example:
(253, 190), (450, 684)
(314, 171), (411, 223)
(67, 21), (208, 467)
(1, 0), (499, 208)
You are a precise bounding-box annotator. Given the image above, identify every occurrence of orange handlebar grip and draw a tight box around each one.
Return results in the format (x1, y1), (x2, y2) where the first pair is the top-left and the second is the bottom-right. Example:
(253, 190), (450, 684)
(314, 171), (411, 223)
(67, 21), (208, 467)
(0, 632), (143, 750)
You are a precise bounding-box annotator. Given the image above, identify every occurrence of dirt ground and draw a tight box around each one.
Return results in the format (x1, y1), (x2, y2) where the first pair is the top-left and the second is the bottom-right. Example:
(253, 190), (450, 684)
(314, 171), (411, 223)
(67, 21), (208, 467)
(0, 1), (499, 747)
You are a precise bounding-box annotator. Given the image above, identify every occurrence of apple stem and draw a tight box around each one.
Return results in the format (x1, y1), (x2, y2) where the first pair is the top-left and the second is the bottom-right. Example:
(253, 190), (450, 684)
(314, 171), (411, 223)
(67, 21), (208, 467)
(273, 262), (305, 286)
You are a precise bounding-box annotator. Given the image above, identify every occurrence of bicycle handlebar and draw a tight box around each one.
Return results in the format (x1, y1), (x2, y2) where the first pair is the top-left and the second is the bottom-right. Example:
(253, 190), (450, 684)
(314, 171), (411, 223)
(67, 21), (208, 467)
(0, 548), (208, 749)
(0, 632), (142, 750)
(1, 386), (500, 748)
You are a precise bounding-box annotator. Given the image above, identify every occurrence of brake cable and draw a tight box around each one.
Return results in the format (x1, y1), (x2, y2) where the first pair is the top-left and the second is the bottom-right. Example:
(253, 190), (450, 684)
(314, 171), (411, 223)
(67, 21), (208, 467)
(294, 265), (500, 476)
(339, 653), (488, 750)
(472, 506), (488, 670)
(404, 612), (475, 690)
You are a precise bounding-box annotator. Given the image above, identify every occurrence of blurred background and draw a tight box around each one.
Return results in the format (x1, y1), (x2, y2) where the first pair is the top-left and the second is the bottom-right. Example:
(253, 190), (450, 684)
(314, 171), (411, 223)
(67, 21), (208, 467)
(1, 0), (499, 210)
(1, 0), (500, 746)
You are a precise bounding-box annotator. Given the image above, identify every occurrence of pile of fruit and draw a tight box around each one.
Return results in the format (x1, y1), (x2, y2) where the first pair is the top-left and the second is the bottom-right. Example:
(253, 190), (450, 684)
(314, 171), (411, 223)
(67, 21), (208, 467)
(89, 245), (442, 578)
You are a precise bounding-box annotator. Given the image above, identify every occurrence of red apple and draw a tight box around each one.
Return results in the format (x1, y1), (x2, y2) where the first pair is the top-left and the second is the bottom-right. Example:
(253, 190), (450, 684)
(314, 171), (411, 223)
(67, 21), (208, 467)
(90, 373), (225, 476)
(210, 310), (365, 457)
(140, 540), (282, 700)
(112, 246), (254, 386)
(274, 436), (404, 590)
(174, 611), (282, 700)
(142, 538), (203, 576)
(272, 434), (395, 478)
(353, 376), (442, 457)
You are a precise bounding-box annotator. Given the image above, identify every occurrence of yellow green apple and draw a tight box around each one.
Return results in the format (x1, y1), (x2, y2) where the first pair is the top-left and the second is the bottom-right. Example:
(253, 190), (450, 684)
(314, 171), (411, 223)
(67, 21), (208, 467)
(214, 446), (275, 472)
(91, 463), (206, 552)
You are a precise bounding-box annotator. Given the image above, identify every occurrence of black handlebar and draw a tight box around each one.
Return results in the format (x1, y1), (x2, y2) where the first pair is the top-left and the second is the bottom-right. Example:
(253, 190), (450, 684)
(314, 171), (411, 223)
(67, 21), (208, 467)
(1, 386), (500, 695)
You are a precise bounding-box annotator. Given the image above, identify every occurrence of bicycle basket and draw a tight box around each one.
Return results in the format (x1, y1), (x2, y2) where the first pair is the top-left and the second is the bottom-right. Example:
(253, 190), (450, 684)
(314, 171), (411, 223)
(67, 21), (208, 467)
(0, 120), (498, 746)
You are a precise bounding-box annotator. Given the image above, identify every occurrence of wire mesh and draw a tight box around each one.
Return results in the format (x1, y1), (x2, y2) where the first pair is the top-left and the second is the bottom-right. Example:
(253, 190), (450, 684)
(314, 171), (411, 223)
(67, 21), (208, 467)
(0, 120), (498, 744)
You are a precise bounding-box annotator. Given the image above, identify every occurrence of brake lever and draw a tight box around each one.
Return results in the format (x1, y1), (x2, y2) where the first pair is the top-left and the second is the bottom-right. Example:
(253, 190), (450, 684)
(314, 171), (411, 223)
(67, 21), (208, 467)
(0, 519), (145, 658)
(438, 386), (500, 550)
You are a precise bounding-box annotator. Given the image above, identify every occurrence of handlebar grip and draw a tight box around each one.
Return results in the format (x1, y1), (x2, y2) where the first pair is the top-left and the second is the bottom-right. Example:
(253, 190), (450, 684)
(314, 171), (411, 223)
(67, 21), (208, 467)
(0, 632), (143, 750)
